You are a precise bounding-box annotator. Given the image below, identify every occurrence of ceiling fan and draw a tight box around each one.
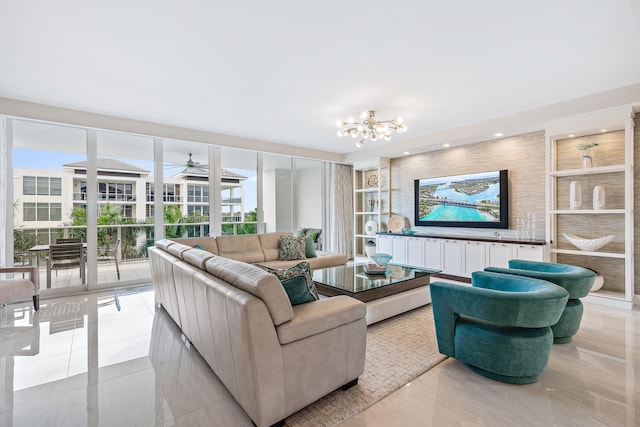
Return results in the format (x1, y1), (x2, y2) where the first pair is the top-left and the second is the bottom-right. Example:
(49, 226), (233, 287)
(164, 153), (208, 171)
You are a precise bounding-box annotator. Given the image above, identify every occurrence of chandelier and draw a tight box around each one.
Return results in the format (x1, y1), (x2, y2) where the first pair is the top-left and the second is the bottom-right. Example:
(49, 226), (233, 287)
(336, 110), (408, 147)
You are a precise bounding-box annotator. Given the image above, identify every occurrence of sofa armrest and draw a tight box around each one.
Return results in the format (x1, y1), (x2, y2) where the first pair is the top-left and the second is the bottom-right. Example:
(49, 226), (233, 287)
(276, 296), (366, 345)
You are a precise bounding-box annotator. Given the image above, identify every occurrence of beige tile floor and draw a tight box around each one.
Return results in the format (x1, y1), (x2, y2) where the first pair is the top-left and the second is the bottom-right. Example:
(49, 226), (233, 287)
(0, 286), (638, 426)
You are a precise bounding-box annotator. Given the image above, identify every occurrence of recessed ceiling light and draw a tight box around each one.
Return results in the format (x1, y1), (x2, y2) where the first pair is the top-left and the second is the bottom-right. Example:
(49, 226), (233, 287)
(569, 134), (575, 138)
(494, 133), (503, 137)
(403, 151), (410, 155)
(442, 143), (450, 147)
(600, 129), (607, 132)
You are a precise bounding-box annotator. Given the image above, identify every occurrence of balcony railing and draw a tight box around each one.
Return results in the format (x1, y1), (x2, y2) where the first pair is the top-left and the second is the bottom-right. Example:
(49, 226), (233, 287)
(146, 195), (182, 203)
(222, 197), (243, 204)
(73, 193), (136, 202)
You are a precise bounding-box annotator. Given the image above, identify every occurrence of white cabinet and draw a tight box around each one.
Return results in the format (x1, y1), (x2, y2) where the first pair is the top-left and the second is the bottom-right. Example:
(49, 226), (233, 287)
(487, 242), (513, 268)
(405, 237), (424, 267)
(391, 235), (407, 265)
(423, 238), (442, 270)
(463, 241), (486, 277)
(513, 244), (544, 262)
(442, 239), (463, 276)
(377, 234), (392, 255)
(546, 107), (634, 309)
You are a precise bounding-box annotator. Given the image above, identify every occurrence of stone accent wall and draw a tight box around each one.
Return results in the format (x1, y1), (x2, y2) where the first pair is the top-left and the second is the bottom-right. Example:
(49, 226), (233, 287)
(390, 130), (546, 240)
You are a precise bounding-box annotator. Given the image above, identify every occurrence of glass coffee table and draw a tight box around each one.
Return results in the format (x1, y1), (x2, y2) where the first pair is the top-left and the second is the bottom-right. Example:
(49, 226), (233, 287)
(312, 263), (441, 324)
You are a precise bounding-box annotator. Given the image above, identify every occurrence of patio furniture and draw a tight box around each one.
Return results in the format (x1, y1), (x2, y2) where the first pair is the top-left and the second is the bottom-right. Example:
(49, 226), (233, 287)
(56, 238), (82, 244)
(47, 243), (85, 288)
(0, 266), (40, 310)
(430, 271), (569, 384)
(98, 239), (121, 280)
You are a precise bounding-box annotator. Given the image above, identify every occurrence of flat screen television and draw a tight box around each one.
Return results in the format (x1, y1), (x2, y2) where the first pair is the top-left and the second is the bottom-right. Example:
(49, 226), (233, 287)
(414, 169), (508, 229)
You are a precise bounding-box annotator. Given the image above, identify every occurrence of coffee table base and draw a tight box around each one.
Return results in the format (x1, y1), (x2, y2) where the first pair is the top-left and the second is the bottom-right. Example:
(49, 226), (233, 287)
(365, 287), (431, 325)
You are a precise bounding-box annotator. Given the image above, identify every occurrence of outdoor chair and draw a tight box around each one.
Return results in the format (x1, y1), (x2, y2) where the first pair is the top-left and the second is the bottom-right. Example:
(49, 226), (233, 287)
(0, 266), (40, 310)
(56, 238), (82, 244)
(47, 243), (85, 288)
(430, 271), (569, 384)
(98, 239), (121, 280)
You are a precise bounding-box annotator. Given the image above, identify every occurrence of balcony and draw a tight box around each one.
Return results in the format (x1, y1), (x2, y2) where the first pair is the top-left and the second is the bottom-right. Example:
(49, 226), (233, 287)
(146, 195), (182, 203)
(221, 197), (242, 204)
(73, 193), (136, 202)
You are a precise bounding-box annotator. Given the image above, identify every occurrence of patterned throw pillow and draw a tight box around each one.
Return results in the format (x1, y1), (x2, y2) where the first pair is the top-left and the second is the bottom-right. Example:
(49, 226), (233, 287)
(279, 235), (307, 261)
(257, 261), (319, 305)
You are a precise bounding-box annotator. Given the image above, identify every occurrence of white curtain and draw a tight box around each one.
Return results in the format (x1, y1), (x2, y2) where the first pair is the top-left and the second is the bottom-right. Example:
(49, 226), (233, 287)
(329, 163), (354, 259)
(0, 118), (8, 266)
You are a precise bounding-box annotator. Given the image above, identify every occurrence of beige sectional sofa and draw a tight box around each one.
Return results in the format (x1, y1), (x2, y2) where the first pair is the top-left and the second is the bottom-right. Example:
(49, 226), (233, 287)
(149, 239), (366, 427)
(171, 232), (348, 269)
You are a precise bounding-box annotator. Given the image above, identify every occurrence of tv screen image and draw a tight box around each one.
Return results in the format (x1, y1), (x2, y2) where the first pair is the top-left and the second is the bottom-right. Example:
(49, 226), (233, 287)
(414, 170), (508, 229)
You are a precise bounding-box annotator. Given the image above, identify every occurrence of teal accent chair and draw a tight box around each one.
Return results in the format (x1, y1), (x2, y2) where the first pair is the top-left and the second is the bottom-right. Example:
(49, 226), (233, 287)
(485, 260), (596, 343)
(430, 271), (569, 384)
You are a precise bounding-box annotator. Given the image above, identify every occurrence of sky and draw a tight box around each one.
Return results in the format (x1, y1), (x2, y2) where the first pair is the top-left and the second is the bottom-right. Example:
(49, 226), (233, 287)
(13, 148), (258, 212)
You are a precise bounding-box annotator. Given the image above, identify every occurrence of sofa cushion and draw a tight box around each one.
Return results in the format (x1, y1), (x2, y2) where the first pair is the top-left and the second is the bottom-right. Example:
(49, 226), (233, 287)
(204, 256), (293, 325)
(257, 262), (319, 305)
(276, 296), (366, 345)
(166, 242), (193, 259)
(279, 235), (306, 261)
(171, 237), (218, 255)
(182, 248), (215, 269)
(305, 235), (317, 258)
(258, 232), (292, 261)
(155, 239), (175, 251)
(216, 234), (265, 263)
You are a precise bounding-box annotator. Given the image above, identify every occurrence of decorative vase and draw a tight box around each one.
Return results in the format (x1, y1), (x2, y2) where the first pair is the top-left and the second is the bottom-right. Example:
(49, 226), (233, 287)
(593, 186), (605, 210)
(364, 240), (377, 257)
(569, 181), (582, 209)
(577, 143), (598, 168)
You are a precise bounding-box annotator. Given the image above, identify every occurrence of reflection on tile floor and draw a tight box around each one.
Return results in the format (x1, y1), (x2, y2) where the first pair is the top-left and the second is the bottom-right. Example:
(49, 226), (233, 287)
(1, 287), (639, 426)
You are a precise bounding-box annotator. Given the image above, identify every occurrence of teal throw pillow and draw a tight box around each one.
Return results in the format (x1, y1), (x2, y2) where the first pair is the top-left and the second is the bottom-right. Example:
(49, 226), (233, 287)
(193, 244), (205, 250)
(279, 235), (307, 261)
(257, 261), (319, 305)
(305, 235), (317, 258)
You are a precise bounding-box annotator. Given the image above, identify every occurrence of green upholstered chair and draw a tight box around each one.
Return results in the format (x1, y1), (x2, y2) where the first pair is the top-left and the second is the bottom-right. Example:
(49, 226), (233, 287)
(485, 260), (596, 344)
(430, 271), (569, 384)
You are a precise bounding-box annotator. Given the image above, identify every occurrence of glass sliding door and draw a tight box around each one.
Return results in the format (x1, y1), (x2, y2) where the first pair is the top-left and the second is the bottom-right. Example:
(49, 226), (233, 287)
(96, 130), (154, 287)
(221, 147), (257, 235)
(262, 154), (292, 233)
(12, 119), (88, 293)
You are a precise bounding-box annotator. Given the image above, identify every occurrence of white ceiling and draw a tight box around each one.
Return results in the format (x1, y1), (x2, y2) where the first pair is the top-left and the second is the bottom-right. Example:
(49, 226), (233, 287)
(2, 1), (640, 161)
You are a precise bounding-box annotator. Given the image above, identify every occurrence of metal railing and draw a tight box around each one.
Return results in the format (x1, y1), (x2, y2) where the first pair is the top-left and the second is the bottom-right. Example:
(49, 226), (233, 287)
(73, 193), (136, 202)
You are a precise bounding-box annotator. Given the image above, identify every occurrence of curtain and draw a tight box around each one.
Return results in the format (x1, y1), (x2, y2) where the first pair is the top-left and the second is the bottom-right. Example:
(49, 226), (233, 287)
(329, 163), (353, 259)
(0, 118), (8, 266)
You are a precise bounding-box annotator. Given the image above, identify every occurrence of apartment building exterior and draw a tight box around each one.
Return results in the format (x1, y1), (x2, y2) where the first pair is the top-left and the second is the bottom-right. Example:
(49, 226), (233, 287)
(13, 158), (246, 229)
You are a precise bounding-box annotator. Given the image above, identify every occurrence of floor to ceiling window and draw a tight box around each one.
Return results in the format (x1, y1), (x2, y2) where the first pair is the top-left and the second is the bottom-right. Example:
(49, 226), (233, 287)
(11, 119), (88, 293)
(4, 115), (333, 296)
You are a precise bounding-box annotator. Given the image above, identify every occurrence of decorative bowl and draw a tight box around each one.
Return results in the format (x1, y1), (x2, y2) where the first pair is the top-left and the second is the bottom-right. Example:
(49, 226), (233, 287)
(370, 253), (392, 266)
(563, 233), (614, 251)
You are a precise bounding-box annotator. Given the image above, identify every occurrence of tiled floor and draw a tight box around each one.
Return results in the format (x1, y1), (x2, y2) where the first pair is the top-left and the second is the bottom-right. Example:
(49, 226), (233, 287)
(0, 286), (638, 426)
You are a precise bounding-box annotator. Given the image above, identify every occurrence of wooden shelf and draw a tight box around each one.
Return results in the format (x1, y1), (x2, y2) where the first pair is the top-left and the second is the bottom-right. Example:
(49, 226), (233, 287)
(551, 248), (626, 259)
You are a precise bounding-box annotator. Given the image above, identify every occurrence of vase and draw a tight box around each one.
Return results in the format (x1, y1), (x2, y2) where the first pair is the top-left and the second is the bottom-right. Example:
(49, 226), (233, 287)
(593, 185), (606, 210)
(580, 147), (596, 168)
(364, 240), (377, 257)
(569, 181), (582, 209)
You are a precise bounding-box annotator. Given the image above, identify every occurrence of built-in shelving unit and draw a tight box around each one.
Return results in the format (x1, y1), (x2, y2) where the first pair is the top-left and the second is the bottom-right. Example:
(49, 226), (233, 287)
(545, 106), (635, 309)
(353, 158), (390, 257)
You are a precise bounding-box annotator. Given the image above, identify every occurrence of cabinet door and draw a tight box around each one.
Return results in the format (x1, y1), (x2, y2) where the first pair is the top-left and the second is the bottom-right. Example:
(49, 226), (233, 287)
(463, 241), (486, 277)
(514, 244), (544, 262)
(377, 235), (392, 255)
(486, 242), (513, 268)
(392, 236), (407, 264)
(405, 237), (424, 267)
(442, 240), (462, 276)
(424, 238), (442, 270)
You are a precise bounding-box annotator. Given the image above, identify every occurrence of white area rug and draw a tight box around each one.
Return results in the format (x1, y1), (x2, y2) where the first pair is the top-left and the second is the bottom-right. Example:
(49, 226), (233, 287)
(285, 305), (447, 426)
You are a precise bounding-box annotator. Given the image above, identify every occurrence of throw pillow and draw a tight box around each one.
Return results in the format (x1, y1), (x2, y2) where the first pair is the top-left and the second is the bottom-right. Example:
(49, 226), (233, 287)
(193, 244), (205, 250)
(279, 235), (307, 261)
(257, 261), (319, 305)
(305, 235), (317, 258)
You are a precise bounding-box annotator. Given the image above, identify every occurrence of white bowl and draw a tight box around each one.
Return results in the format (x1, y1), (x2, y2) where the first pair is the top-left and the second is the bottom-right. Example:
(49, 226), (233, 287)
(563, 233), (614, 251)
